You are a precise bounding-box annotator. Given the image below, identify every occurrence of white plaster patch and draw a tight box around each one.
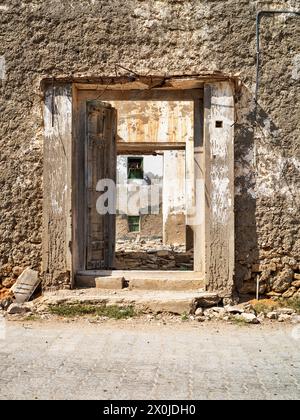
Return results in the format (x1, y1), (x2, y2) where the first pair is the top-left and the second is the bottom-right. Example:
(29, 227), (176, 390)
(0, 56), (6, 81)
(209, 86), (234, 159)
(44, 88), (72, 137)
(262, 117), (271, 134)
(211, 166), (231, 224)
(51, 199), (63, 214)
(244, 147), (254, 164)
(209, 115), (233, 159)
(255, 145), (300, 201)
(260, 117), (280, 138)
(235, 146), (255, 180)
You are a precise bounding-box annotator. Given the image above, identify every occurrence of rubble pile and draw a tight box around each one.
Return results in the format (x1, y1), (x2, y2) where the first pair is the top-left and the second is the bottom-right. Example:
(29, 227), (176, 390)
(115, 238), (193, 270)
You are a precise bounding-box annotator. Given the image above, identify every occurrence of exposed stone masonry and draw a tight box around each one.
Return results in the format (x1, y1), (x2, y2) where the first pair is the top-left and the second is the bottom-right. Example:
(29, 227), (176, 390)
(115, 238), (193, 270)
(0, 1), (299, 296)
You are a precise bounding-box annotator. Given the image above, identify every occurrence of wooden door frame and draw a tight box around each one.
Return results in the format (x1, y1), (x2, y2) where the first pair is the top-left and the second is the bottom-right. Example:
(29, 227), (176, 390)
(42, 78), (235, 294)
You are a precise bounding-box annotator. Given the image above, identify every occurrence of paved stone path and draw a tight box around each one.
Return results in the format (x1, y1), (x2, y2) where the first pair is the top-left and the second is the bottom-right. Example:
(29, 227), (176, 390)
(0, 320), (299, 400)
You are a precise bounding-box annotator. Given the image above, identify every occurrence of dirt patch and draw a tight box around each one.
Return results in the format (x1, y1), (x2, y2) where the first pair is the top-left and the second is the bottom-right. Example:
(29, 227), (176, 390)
(0, 288), (14, 301)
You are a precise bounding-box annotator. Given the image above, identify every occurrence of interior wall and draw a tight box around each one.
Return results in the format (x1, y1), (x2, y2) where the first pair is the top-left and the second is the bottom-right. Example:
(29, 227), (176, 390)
(110, 100), (194, 144)
(163, 150), (186, 246)
(116, 154), (163, 240)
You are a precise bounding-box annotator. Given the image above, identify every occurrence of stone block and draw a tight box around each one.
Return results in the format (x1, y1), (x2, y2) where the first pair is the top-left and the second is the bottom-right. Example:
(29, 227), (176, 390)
(7, 303), (30, 315)
(95, 276), (125, 289)
(195, 293), (221, 308)
(292, 280), (300, 288)
(282, 287), (297, 298)
(238, 313), (260, 324)
(128, 278), (204, 291)
(11, 268), (40, 303)
(156, 250), (170, 257)
(271, 268), (294, 293)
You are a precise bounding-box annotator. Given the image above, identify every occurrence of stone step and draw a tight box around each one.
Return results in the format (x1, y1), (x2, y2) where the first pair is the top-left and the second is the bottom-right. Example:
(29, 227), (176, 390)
(95, 276), (204, 291)
(76, 270), (205, 291)
(41, 289), (220, 315)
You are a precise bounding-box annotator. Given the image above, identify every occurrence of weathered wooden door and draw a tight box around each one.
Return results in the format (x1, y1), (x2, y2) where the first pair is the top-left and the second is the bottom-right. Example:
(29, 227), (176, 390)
(86, 101), (117, 269)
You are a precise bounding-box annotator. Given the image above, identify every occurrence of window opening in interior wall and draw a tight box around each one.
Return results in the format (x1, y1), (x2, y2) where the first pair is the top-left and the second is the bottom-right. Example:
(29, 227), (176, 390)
(128, 157), (143, 179)
(128, 215), (140, 232)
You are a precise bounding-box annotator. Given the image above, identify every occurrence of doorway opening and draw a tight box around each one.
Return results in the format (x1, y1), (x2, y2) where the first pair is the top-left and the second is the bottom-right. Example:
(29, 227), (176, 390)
(73, 86), (204, 281)
(42, 77), (235, 291)
(115, 149), (194, 271)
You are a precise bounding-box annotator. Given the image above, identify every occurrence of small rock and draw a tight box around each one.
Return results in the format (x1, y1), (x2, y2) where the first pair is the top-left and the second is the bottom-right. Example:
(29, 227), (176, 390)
(294, 290), (300, 299)
(271, 268), (294, 293)
(196, 293), (221, 308)
(251, 264), (262, 273)
(257, 312), (265, 322)
(282, 287), (297, 298)
(156, 250), (169, 257)
(225, 305), (244, 314)
(0, 264), (13, 276)
(223, 296), (239, 306)
(210, 306), (225, 313)
(7, 303), (30, 315)
(239, 313), (260, 324)
(0, 296), (14, 310)
(2, 278), (15, 288)
(208, 307), (226, 319)
(266, 291), (282, 297)
(12, 266), (24, 277)
(291, 280), (300, 288)
(203, 308), (217, 318)
(195, 307), (203, 316)
(278, 314), (291, 322)
(293, 273), (300, 281)
(277, 308), (295, 315)
(266, 311), (278, 320)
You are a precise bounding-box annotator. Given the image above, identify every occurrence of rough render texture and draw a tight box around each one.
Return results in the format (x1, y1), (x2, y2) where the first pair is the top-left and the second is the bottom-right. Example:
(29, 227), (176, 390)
(116, 214), (163, 239)
(0, 0), (300, 296)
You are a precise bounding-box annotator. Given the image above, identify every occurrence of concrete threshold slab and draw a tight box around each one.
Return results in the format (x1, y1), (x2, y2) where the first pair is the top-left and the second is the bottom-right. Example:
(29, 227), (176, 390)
(41, 289), (220, 315)
(76, 270), (204, 290)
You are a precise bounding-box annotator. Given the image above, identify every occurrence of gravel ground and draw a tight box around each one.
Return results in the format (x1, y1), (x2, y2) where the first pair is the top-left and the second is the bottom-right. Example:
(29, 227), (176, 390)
(0, 318), (299, 400)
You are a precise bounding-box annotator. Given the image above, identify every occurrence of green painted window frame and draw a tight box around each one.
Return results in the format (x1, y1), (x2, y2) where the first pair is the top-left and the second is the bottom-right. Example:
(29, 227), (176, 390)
(128, 215), (140, 232)
(127, 157), (144, 179)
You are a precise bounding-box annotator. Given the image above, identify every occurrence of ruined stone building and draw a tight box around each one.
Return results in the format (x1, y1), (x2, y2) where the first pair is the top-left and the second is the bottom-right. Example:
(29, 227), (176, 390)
(0, 1), (300, 303)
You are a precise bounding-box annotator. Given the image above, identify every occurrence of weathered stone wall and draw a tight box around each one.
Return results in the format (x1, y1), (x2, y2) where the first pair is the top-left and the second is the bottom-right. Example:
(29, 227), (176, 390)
(0, 0), (299, 297)
(116, 214), (163, 239)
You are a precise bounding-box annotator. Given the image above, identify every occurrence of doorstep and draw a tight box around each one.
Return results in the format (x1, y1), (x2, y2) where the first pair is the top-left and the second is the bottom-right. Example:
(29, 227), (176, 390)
(76, 270), (205, 291)
(41, 289), (221, 315)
